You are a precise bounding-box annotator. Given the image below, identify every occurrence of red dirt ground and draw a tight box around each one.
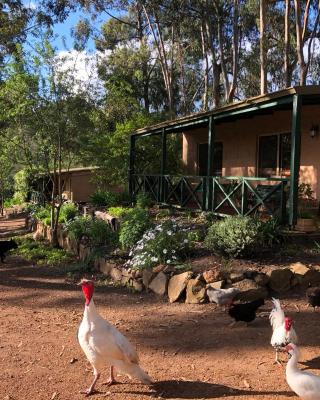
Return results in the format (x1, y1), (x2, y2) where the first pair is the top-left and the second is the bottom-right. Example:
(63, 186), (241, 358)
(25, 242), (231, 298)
(1, 219), (320, 399)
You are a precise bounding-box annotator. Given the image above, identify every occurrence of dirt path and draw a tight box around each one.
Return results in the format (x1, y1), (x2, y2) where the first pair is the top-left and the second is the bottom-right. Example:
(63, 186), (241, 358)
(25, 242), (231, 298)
(1, 222), (320, 399)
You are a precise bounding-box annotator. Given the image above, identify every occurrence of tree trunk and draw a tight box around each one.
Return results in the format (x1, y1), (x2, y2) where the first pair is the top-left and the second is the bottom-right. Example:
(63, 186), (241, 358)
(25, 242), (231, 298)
(217, 12), (230, 102)
(137, 5), (150, 113)
(284, 0), (291, 88)
(200, 22), (209, 111)
(260, 0), (267, 94)
(227, 0), (240, 103)
(294, 0), (307, 85)
(205, 13), (221, 108)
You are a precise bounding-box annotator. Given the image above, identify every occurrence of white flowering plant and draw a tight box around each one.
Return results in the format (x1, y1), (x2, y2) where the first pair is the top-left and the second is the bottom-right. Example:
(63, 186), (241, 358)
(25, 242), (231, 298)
(126, 220), (197, 270)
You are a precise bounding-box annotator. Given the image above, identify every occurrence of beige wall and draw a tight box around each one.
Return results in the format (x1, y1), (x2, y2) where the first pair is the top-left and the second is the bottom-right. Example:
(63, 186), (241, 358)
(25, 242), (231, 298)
(182, 104), (320, 198)
(61, 171), (98, 202)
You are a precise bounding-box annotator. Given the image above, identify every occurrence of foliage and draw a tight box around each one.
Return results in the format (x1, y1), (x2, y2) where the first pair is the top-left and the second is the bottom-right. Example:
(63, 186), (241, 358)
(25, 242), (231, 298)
(205, 216), (263, 258)
(13, 169), (29, 204)
(14, 237), (72, 266)
(119, 208), (153, 249)
(66, 216), (118, 247)
(34, 205), (51, 224)
(135, 192), (153, 209)
(205, 216), (283, 258)
(108, 206), (130, 218)
(298, 183), (315, 200)
(58, 202), (78, 223)
(126, 220), (196, 270)
(89, 190), (119, 207)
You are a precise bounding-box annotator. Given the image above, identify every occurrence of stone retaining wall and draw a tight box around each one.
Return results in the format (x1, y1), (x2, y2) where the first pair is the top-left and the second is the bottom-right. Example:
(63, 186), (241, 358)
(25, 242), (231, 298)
(33, 220), (320, 304)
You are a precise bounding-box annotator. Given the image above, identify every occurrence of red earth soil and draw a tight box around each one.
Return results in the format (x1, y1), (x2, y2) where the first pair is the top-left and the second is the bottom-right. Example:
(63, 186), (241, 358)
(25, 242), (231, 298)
(1, 218), (320, 400)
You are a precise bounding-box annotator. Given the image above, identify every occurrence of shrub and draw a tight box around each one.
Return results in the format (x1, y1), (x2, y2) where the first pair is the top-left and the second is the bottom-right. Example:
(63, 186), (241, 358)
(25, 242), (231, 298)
(59, 202), (78, 223)
(119, 208), (153, 249)
(126, 220), (196, 270)
(204, 215), (263, 258)
(66, 216), (118, 247)
(34, 205), (51, 224)
(108, 206), (130, 218)
(135, 192), (153, 209)
(90, 190), (118, 207)
(14, 237), (72, 266)
(258, 218), (283, 247)
(88, 219), (118, 247)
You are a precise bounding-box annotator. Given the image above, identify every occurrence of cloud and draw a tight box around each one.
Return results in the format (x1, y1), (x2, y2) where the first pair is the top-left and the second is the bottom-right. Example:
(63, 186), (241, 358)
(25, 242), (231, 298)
(53, 50), (107, 98)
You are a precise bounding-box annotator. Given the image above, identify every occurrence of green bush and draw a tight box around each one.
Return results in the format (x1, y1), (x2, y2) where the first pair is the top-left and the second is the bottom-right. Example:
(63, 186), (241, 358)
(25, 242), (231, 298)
(34, 205), (51, 224)
(119, 208), (153, 249)
(108, 206), (130, 218)
(66, 216), (118, 247)
(89, 190), (118, 207)
(14, 237), (72, 266)
(126, 220), (196, 270)
(135, 192), (153, 209)
(258, 218), (283, 247)
(59, 203), (78, 223)
(204, 215), (263, 258)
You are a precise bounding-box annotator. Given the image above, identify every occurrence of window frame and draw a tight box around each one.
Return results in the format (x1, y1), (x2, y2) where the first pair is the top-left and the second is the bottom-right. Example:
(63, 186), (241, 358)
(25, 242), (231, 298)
(257, 131), (291, 178)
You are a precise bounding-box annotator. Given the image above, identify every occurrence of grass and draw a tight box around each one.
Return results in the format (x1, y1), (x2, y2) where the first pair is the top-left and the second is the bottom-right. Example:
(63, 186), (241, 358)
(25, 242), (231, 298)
(14, 237), (73, 266)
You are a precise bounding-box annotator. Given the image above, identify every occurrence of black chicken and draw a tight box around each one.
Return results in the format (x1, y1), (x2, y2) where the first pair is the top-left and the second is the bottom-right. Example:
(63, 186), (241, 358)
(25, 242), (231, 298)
(228, 298), (265, 324)
(306, 286), (320, 311)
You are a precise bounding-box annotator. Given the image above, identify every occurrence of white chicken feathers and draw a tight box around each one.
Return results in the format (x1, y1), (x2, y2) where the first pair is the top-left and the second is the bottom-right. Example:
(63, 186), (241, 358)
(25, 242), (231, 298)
(286, 344), (320, 400)
(78, 299), (152, 384)
(269, 298), (298, 348)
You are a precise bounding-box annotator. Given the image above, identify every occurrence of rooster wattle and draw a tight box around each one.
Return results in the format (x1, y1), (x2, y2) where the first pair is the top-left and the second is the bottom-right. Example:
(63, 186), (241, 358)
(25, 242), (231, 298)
(269, 298), (298, 364)
(284, 343), (320, 400)
(78, 279), (152, 396)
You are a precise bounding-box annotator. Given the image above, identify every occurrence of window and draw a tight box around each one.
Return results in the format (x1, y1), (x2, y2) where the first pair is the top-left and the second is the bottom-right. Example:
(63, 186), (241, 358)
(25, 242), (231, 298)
(198, 142), (223, 176)
(258, 133), (291, 177)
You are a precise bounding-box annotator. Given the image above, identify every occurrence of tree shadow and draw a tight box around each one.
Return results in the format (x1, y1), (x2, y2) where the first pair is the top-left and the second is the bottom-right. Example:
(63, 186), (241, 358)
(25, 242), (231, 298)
(122, 380), (295, 399)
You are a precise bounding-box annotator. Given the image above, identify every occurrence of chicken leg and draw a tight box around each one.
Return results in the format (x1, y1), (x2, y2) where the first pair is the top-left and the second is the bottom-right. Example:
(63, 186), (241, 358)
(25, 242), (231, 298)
(80, 368), (100, 396)
(102, 366), (116, 386)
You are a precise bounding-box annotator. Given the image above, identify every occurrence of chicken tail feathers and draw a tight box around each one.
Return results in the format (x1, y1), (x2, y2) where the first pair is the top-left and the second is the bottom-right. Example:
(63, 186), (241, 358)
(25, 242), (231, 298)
(269, 298), (285, 330)
(121, 362), (153, 384)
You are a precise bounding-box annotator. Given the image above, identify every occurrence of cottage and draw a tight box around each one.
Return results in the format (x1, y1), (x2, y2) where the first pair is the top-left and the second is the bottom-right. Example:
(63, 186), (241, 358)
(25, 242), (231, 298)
(129, 86), (320, 226)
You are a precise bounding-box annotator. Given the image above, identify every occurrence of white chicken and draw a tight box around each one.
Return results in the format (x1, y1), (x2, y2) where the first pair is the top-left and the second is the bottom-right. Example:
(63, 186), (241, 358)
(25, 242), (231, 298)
(78, 279), (152, 396)
(269, 298), (298, 364)
(284, 343), (320, 400)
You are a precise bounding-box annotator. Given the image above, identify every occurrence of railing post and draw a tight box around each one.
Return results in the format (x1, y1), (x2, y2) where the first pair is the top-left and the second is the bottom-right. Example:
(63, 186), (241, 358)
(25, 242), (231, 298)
(289, 95), (301, 227)
(241, 178), (248, 215)
(206, 116), (215, 210)
(128, 134), (136, 204)
(160, 128), (167, 202)
(280, 180), (287, 224)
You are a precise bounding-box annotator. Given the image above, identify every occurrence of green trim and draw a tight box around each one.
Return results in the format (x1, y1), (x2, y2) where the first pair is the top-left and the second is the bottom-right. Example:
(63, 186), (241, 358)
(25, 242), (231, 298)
(289, 94), (302, 226)
(206, 116), (214, 209)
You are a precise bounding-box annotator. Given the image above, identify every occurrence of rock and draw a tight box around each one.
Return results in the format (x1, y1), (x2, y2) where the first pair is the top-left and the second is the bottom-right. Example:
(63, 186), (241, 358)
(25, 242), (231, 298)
(290, 262), (310, 277)
(229, 272), (244, 283)
(233, 279), (268, 301)
(168, 271), (193, 303)
(206, 280), (224, 290)
(202, 268), (222, 284)
(149, 272), (168, 296)
(110, 267), (123, 282)
(153, 264), (166, 273)
(254, 273), (269, 287)
(130, 279), (144, 292)
(301, 267), (320, 287)
(142, 269), (154, 289)
(186, 278), (207, 304)
(267, 268), (293, 293)
(98, 259), (116, 276)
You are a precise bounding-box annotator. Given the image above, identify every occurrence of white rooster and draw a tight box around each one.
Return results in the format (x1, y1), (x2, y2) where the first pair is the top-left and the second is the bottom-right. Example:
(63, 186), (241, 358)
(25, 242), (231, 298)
(284, 343), (320, 400)
(78, 279), (153, 396)
(269, 298), (298, 364)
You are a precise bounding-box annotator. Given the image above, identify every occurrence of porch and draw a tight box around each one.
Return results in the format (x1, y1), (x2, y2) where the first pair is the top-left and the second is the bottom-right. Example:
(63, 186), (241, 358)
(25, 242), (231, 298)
(129, 87), (320, 226)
